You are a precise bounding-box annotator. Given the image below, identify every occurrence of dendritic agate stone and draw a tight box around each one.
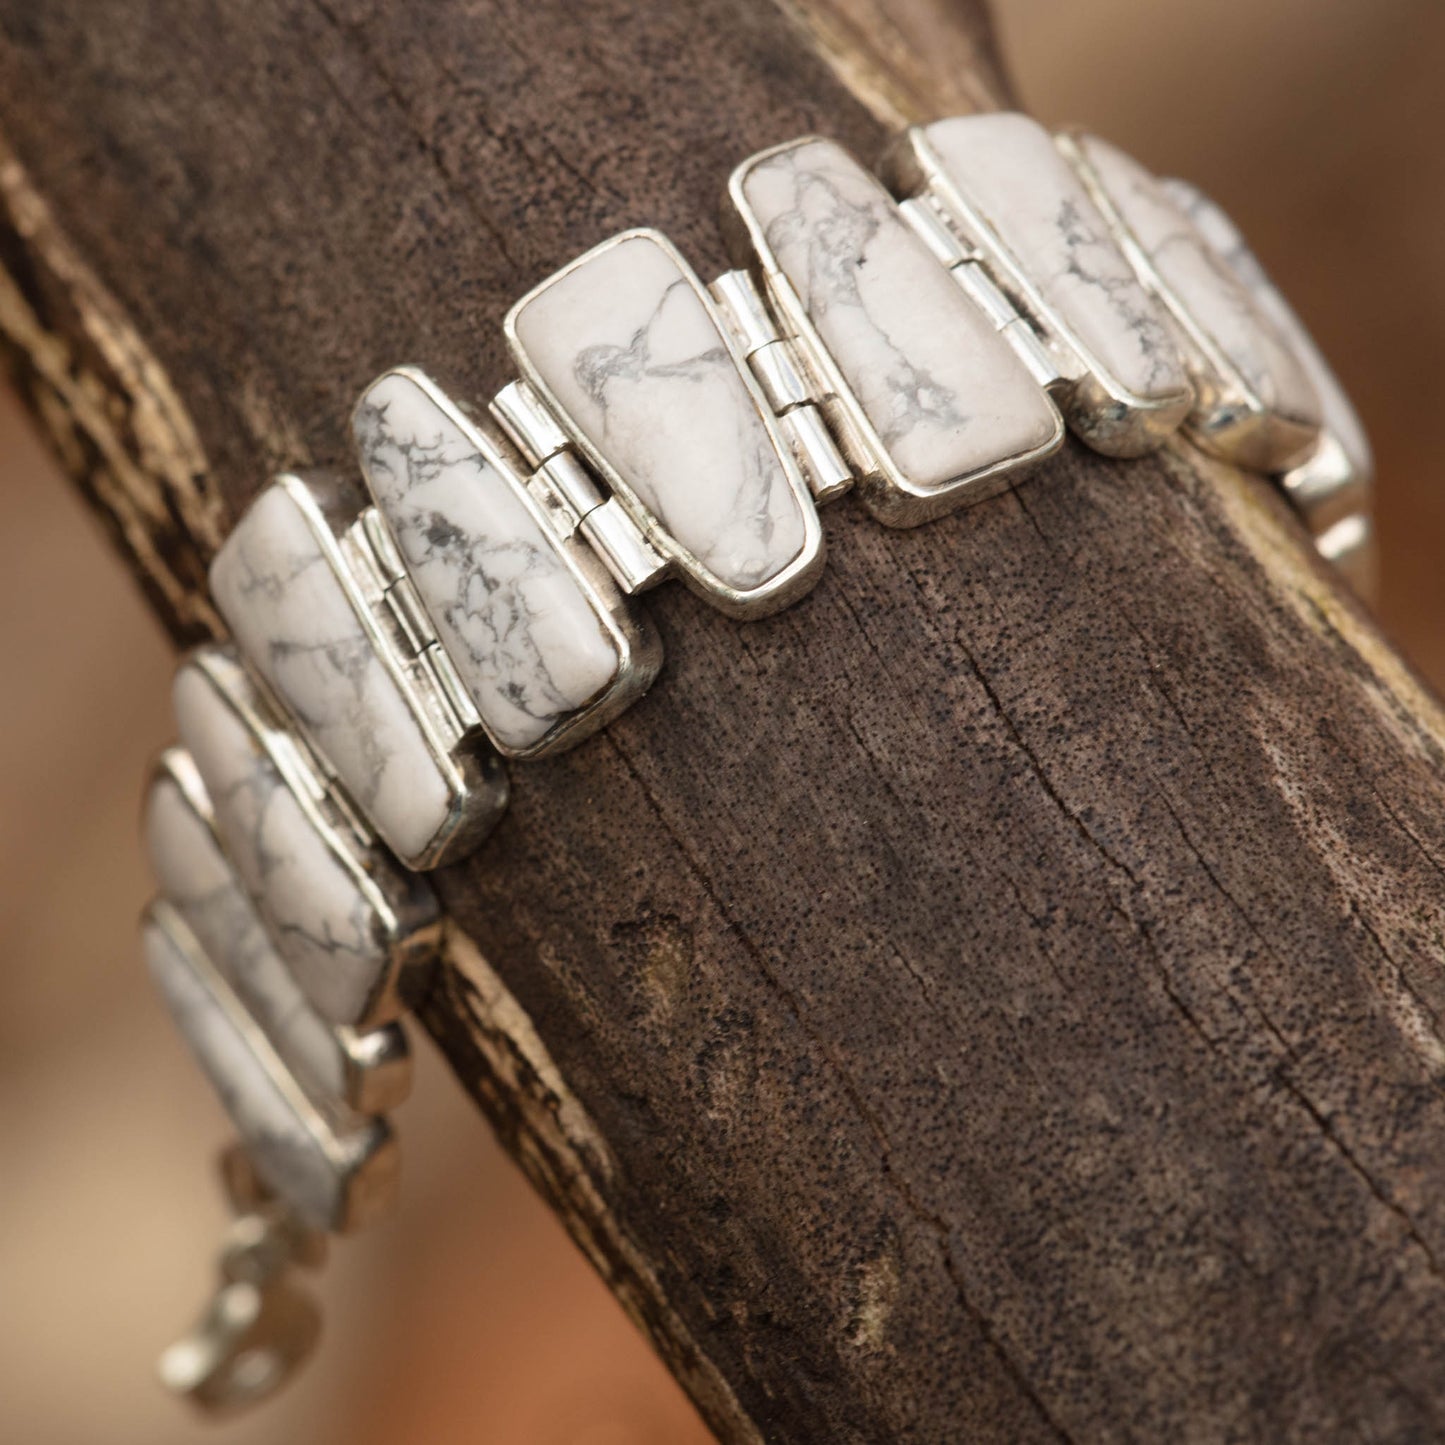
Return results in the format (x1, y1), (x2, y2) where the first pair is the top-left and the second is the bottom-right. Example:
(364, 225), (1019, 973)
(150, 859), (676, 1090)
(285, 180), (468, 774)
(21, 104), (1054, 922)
(1068, 134), (1322, 472)
(730, 137), (1062, 522)
(915, 113), (1191, 454)
(508, 230), (817, 606)
(146, 753), (356, 1104)
(1161, 177), (1372, 517)
(354, 369), (637, 755)
(145, 902), (394, 1233)
(210, 475), (501, 869)
(174, 648), (439, 1027)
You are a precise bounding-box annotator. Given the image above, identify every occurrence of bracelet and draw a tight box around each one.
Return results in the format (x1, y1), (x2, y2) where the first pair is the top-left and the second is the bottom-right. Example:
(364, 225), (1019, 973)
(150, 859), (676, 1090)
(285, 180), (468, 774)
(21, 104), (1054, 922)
(137, 110), (1372, 1410)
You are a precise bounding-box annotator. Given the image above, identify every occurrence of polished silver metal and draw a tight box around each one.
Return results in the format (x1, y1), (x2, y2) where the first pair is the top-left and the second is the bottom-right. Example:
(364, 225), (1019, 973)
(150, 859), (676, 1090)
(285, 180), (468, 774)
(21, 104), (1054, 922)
(505, 228), (827, 618)
(175, 646), (442, 1030)
(220, 1201), (325, 1290)
(895, 194), (974, 268)
(144, 898), (400, 1234)
(158, 1275), (321, 1413)
(147, 746), (414, 1113)
(212, 471), (508, 870)
(494, 378), (670, 589)
(578, 496), (672, 594)
(724, 136), (1066, 529)
(355, 365), (664, 760)
(496, 390), (676, 591)
(885, 119), (1194, 457)
(159, 1146), (328, 1414)
(748, 338), (813, 414)
(491, 377), (571, 464)
(777, 404), (856, 502)
(338, 504), (483, 740)
(709, 267), (854, 506)
(708, 267), (780, 355)
(952, 259), (1020, 330)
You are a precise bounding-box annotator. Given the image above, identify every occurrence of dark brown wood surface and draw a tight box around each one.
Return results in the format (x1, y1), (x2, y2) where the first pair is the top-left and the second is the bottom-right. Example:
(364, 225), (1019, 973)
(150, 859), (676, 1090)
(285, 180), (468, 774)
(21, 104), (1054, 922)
(5, 3), (1445, 1440)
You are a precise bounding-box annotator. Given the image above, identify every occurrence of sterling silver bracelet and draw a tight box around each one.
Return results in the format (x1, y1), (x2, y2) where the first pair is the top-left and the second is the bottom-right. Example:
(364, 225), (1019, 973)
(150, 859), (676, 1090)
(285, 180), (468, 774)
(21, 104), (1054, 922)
(136, 111), (1373, 1411)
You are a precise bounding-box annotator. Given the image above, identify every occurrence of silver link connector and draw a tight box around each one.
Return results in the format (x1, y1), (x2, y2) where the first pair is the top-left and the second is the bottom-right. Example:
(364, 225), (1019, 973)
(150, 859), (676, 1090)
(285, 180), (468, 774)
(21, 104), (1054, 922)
(362, 507), (407, 585)
(779, 406), (853, 504)
(709, 269), (778, 357)
(898, 196), (975, 268)
(952, 260), (1019, 330)
(539, 451), (606, 524)
(1002, 317), (1065, 389)
(749, 339), (812, 414)
(491, 379), (572, 468)
(581, 499), (670, 594)
(385, 575), (434, 656)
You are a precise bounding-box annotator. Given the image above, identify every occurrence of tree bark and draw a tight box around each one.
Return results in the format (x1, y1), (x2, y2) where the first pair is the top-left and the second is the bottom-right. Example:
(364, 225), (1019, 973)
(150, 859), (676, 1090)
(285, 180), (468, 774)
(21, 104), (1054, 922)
(5, 3), (1445, 1440)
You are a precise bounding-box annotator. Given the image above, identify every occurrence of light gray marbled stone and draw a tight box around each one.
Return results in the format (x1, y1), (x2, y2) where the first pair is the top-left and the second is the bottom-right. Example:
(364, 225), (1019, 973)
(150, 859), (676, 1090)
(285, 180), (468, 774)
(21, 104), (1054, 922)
(144, 902), (390, 1233)
(509, 231), (811, 597)
(144, 907), (344, 1230)
(354, 371), (623, 754)
(1161, 176), (1372, 506)
(919, 113), (1190, 445)
(210, 478), (463, 867)
(174, 650), (438, 1028)
(734, 138), (1061, 510)
(145, 757), (349, 1104)
(1071, 135), (1322, 471)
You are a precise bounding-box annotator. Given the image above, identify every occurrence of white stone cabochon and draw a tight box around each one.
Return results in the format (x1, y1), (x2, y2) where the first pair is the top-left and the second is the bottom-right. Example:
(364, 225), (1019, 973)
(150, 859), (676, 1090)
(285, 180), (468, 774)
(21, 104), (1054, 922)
(144, 909), (344, 1232)
(739, 138), (1060, 491)
(512, 233), (807, 592)
(355, 372), (620, 752)
(1077, 136), (1320, 429)
(174, 661), (402, 1027)
(924, 113), (1188, 407)
(1162, 177), (1371, 480)
(210, 483), (453, 865)
(145, 769), (347, 1104)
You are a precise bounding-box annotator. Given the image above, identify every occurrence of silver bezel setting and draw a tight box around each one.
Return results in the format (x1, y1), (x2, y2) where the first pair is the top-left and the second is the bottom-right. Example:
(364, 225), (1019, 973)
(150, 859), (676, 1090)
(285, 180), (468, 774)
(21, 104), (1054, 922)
(1058, 130), (1321, 476)
(882, 126), (1195, 459)
(354, 364), (665, 759)
(257, 472), (509, 870)
(144, 898), (401, 1235)
(180, 644), (442, 1028)
(724, 136), (1066, 530)
(504, 227), (827, 618)
(149, 745), (415, 1115)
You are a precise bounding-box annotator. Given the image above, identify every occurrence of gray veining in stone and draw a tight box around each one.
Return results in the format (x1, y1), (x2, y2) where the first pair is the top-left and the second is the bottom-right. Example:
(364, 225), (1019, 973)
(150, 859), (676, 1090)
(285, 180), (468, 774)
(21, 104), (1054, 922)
(1073, 135), (1322, 467)
(174, 651), (437, 1027)
(1162, 176), (1371, 491)
(736, 138), (1061, 494)
(145, 759), (348, 1104)
(354, 371), (622, 753)
(510, 231), (808, 594)
(144, 904), (351, 1232)
(922, 113), (1189, 411)
(210, 479), (457, 866)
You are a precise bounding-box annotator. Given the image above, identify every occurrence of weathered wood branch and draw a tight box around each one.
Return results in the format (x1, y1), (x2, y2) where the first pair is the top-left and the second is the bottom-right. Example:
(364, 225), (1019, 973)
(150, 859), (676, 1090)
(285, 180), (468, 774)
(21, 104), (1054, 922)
(5, 3), (1445, 1439)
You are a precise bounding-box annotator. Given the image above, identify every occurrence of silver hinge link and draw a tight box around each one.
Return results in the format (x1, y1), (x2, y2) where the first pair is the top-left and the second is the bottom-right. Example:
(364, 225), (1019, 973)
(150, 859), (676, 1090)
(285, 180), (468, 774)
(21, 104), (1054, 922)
(490, 380), (669, 595)
(709, 269), (854, 505)
(896, 195), (1065, 391)
(339, 508), (482, 751)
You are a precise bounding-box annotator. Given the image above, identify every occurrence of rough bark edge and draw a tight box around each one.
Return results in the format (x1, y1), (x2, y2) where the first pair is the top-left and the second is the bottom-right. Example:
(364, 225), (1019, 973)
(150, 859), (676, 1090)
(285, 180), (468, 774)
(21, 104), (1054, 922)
(0, 133), (223, 643)
(424, 924), (766, 1445)
(776, 0), (1007, 125)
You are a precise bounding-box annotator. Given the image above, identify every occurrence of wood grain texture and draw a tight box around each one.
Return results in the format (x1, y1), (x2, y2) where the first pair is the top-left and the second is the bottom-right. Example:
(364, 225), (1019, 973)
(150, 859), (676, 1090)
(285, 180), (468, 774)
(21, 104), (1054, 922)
(4, 3), (1445, 1440)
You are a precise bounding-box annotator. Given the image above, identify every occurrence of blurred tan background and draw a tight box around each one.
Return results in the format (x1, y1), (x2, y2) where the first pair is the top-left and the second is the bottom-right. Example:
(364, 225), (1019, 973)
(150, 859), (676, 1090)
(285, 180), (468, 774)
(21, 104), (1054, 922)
(1, 3), (1441, 1441)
